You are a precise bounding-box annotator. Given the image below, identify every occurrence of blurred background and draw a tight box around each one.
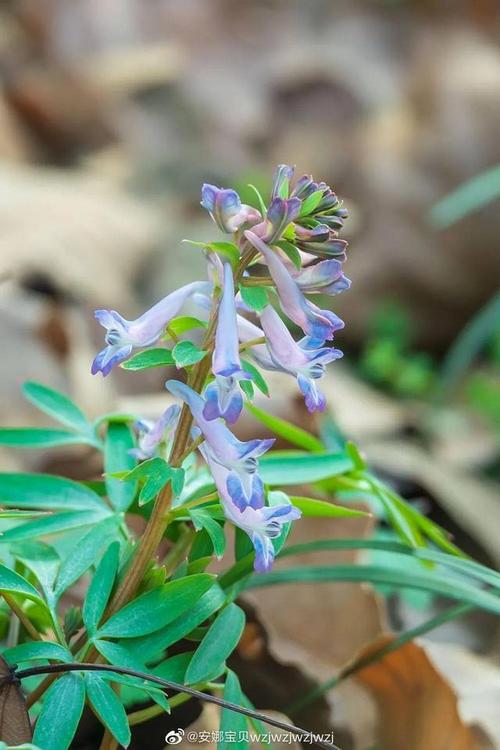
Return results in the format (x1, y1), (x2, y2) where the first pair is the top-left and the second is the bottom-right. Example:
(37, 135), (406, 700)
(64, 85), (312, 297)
(0, 1), (499, 748)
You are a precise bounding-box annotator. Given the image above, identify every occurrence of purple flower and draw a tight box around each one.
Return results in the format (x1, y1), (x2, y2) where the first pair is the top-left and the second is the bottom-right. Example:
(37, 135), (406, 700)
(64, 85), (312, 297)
(245, 231), (344, 342)
(199, 442), (301, 572)
(129, 404), (180, 460)
(260, 305), (342, 412)
(263, 197), (302, 244)
(91, 281), (211, 376)
(165, 381), (274, 488)
(294, 259), (351, 295)
(271, 164), (295, 200)
(201, 184), (260, 234)
(203, 263), (251, 424)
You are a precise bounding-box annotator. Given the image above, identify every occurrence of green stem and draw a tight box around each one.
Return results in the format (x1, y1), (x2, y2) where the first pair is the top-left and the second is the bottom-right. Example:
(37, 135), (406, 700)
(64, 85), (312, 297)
(239, 337), (266, 353)
(3, 593), (42, 642)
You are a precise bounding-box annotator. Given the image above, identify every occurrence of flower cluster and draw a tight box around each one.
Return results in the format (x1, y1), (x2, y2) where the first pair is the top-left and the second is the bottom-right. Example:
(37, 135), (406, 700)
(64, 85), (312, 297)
(91, 165), (350, 571)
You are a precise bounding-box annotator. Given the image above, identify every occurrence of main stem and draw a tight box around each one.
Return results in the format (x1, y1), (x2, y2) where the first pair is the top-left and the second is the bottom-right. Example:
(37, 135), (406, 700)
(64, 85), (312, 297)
(27, 247), (256, 710)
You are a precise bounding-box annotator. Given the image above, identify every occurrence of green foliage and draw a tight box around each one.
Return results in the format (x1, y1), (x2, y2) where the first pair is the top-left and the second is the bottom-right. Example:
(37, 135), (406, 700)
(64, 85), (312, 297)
(85, 672), (131, 747)
(33, 673), (85, 750)
(259, 449), (354, 484)
(290, 496), (369, 519)
(185, 603), (245, 684)
(96, 574), (214, 638)
(245, 402), (323, 451)
(22, 382), (92, 437)
(218, 671), (249, 750)
(1, 379), (498, 749)
(172, 340), (207, 368)
(239, 284), (269, 313)
(429, 163), (500, 228)
(82, 543), (120, 634)
(119, 457), (184, 505)
(121, 348), (175, 370)
(105, 423), (137, 511)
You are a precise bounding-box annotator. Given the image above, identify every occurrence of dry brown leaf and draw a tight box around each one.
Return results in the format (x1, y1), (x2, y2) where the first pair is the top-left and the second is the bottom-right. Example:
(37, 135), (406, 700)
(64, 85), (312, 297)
(354, 637), (481, 750)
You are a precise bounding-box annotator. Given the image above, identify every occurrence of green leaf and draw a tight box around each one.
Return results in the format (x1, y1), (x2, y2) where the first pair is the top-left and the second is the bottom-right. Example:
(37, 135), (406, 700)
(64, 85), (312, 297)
(97, 574), (215, 638)
(105, 423), (136, 511)
(121, 348), (175, 371)
(83, 542), (120, 634)
(218, 670), (248, 750)
(12, 542), (60, 602)
(128, 584), (226, 660)
(0, 428), (91, 448)
(94, 639), (146, 672)
(370, 481), (422, 548)
(240, 360), (269, 396)
(239, 285), (269, 313)
(54, 517), (120, 600)
(4, 641), (71, 664)
(240, 379), (254, 401)
(299, 189), (325, 217)
(22, 382), (91, 436)
(429, 163), (500, 229)
(0, 563), (47, 604)
(153, 652), (193, 683)
(275, 240), (302, 271)
(0, 509), (109, 542)
(190, 510), (226, 559)
(85, 672), (131, 748)
(120, 458), (184, 506)
(172, 341), (207, 368)
(245, 565), (500, 616)
(290, 496), (370, 519)
(185, 603), (245, 685)
(0, 474), (105, 511)
(33, 672), (85, 750)
(278, 537), (500, 592)
(0, 510), (49, 519)
(168, 316), (208, 336)
(208, 241), (241, 266)
(259, 450), (353, 485)
(247, 184), (267, 215)
(245, 403), (323, 452)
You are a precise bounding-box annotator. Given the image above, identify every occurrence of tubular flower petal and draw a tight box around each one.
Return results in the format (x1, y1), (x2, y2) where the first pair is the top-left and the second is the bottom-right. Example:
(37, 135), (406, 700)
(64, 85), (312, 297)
(263, 197), (302, 244)
(270, 164), (295, 200)
(260, 305), (342, 412)
(165, 381), (274, 482)
(199, 443), (301, 572)
(201, 184), (260, 234)
(129, 404), (180, 460)
(91, 281), (212, 376)
(294, 259), (351, 295)
(245, 231), (344, 341)
(204, 263), (250, 424)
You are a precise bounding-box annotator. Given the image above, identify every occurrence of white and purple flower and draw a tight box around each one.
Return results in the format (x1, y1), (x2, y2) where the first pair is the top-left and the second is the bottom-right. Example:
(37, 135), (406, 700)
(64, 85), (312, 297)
(201, 184), (260, 234)
(91, 281), (211, 376)
(203, 263), (251, 424)
(245, 231), (344, 342)
(260, 305), (343, 412)
(129, 404), (181, 460)
(199, 442), (300, 572)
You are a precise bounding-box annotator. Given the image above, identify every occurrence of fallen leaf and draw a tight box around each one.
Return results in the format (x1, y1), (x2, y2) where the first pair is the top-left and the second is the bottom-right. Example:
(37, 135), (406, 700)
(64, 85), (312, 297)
(354, 637), (483, 750)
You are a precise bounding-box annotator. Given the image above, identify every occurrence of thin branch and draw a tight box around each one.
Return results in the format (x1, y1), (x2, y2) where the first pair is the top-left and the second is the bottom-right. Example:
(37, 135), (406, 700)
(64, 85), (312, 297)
(239, 337), (266, 353)
(16, 663), (339, 750)
(240, 277), (274, 287)
(3, 593), (42, 642)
